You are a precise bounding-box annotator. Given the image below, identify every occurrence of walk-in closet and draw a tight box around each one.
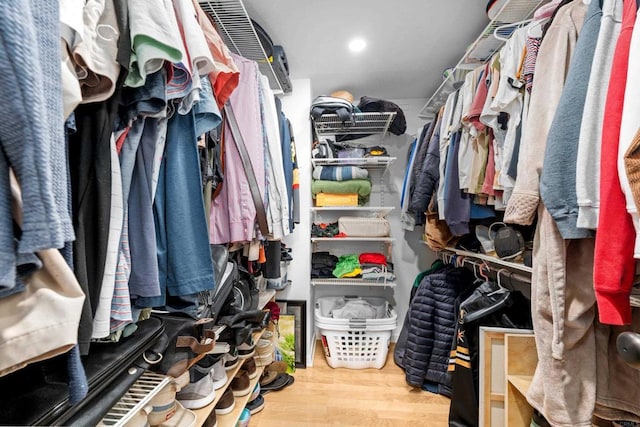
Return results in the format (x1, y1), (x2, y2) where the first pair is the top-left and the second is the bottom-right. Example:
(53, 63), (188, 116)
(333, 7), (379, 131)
(1, 0), (639, 426)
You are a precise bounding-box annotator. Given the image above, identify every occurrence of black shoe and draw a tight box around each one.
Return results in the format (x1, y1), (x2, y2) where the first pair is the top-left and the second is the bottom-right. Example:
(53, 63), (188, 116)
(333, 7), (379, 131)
(246, 395), (265, 414)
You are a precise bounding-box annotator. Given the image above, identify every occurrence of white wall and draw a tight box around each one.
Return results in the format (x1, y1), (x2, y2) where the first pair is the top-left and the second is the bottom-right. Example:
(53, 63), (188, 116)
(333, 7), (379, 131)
(278, 79), (315, 366)
(379, 98), (438, 341)
(277, 89), (439, 367)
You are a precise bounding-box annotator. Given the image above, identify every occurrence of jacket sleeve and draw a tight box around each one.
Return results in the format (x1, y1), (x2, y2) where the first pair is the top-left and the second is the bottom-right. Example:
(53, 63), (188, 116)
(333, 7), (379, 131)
(504, 10), (581, 225)
(409, 119), (442, 215)
(411, 120), (436, 185)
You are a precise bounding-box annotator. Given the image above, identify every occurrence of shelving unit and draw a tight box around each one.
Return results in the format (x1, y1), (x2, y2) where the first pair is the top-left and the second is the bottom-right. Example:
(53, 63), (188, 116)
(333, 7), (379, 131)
(418, 0), (550, 119)
(312, 112), (397, 137)
(309, 112), (399, 368)
(479, 328), (535, 427)
(193, 294), (276, 426)
(99, 289), (277, 427)
(505, 333), (537, 427)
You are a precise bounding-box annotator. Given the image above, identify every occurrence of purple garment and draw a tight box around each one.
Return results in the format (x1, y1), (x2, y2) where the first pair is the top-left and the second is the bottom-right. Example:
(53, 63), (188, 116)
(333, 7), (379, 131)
(210, 54), (265, 244)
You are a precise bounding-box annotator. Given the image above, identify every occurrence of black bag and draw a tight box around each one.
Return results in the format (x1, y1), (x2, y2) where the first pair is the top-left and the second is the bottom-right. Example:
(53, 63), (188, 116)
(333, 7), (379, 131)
(226, 265), (260, 316)
(0, 317), (166, 426)
(357, 96), (407, 135)
(195, 244), (237, 322)
(252, 19), (292, 93)
(310, 96), (355, 123)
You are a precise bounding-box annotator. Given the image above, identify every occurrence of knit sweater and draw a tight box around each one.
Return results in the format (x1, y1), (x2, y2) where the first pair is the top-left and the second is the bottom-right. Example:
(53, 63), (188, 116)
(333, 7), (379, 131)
(540, 0), (602, 239)
(504, 1), (587, 225)
(595, 0), (638, 325)
(576, 0), (623, 229)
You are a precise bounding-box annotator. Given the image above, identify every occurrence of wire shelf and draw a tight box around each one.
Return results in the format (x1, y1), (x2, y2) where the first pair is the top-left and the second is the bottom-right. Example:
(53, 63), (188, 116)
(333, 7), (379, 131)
(313, 112), (396, 136)
(198, 0), (284, 94)
(311, 156), (396, 168)
(419, 0), (550, 119)
(99, 372), (172, 427)
(311, 278), (396, 288)
(311, 237), (395, 243)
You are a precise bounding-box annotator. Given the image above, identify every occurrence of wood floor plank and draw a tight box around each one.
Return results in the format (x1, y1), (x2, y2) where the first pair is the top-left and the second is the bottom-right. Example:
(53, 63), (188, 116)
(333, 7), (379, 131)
(249, 341), (451, 427)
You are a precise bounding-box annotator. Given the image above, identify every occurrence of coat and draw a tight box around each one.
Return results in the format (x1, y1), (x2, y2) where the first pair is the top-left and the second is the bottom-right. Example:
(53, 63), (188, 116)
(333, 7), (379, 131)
(403, 266), (474, 395)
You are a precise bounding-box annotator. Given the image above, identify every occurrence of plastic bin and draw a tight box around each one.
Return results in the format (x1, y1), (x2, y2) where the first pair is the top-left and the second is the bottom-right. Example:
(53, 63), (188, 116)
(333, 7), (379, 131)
(315, 296), (397, 369)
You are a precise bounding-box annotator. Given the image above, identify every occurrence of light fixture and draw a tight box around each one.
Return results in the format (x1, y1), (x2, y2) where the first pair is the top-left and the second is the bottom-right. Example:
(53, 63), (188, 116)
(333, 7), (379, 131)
(348, 38), (367, 53)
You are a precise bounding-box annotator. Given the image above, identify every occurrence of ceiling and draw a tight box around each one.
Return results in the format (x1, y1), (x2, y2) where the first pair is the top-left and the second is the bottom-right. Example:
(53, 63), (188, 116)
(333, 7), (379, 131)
(242, 0), (490, 101)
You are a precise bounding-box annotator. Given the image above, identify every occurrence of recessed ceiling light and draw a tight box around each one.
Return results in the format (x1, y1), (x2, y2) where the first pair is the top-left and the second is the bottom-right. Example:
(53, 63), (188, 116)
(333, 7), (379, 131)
(348, 38), (367, 53)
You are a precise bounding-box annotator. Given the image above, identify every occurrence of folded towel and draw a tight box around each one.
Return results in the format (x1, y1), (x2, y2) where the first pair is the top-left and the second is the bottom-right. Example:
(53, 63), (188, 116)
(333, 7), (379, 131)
(313, 165), (369, 181)
(312, 179), (372, 197)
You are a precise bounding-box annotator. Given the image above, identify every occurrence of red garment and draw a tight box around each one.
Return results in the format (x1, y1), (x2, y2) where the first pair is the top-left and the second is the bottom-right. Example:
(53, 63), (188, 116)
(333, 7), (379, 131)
(467, 64), (490, 132)
(594, 0), (637, 325)
(115, 127), (130, 155)
(482, 130), (496, 196)
(358, 253), (387, 266)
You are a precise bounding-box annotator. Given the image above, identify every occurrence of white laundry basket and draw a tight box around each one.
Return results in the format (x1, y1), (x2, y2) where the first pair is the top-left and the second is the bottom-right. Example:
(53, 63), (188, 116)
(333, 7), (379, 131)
(315, 296), (397, 369)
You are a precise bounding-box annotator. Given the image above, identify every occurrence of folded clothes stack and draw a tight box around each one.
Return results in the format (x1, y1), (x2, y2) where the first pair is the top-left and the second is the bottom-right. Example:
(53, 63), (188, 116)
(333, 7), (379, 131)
(311, 252), (339, 278)
(312, 179), (372, 206)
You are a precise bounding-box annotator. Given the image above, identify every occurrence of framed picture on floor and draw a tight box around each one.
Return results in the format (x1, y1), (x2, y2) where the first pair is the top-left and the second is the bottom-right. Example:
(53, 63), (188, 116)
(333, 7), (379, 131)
(276, 299), (307, 368)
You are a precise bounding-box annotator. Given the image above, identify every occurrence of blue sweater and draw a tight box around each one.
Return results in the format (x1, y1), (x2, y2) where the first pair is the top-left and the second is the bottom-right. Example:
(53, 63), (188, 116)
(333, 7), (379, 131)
(540, 0), (602, 239)
(0, 0), (74, 290)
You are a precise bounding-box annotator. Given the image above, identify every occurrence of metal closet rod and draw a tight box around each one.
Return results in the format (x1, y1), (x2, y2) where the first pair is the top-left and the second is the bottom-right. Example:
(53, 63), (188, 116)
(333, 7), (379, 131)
(438, 251), (531, 284)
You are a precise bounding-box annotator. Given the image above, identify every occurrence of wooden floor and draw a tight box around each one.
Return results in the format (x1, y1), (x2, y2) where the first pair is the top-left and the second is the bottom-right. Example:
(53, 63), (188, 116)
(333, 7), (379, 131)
(250, 341), (451, 427)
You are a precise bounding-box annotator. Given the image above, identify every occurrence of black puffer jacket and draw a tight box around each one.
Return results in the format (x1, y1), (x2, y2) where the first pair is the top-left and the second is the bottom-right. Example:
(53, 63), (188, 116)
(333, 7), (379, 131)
(409, 112), (443, 217)
(403, 266), (474, 395)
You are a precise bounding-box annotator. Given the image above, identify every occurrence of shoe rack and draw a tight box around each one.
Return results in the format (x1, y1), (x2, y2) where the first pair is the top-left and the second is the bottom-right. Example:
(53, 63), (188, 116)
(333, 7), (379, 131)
(193, 291), (277, 427)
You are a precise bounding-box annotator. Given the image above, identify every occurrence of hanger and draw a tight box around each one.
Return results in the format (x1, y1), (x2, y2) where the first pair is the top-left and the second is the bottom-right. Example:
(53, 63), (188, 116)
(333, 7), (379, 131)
(493, 19), (533, 42)
(496, 268), (513, 290)
(479, 262), (490, 281)
(457, 256), (466, 268)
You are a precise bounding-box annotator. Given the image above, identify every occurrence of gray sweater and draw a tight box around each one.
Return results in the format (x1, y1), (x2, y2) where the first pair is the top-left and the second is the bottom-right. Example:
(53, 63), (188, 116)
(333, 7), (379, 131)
(540, 0), (601, 239)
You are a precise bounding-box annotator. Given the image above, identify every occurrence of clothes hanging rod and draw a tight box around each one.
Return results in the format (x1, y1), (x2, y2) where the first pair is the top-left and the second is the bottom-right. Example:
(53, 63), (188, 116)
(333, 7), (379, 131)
(438, 250), (531, 284)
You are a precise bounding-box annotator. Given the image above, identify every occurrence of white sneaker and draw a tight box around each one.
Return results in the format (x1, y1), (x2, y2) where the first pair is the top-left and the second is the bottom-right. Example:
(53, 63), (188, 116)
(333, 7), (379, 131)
(210, 358), (228, 390)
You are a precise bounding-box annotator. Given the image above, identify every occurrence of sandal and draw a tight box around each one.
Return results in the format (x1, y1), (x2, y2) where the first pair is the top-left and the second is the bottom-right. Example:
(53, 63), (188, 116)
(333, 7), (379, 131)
(260, 373), (293, 394)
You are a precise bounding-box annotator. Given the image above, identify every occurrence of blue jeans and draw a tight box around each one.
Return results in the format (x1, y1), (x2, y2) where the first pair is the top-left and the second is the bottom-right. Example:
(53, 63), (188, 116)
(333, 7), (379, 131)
(136, 110), (214, 309)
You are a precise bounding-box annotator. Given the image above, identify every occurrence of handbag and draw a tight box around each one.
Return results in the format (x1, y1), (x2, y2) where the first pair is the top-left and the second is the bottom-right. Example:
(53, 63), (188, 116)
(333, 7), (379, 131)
(0, 173), (85, 378)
